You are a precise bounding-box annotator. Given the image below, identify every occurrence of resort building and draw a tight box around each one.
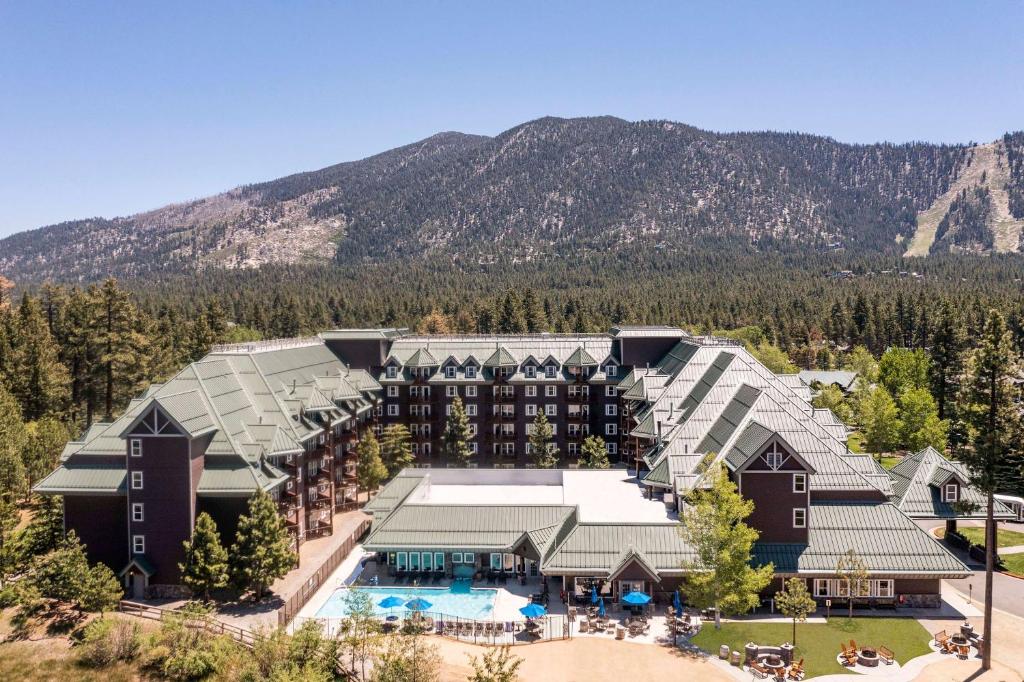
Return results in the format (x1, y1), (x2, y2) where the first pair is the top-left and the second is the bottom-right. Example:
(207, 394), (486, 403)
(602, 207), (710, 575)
(34, 326), (987, 606)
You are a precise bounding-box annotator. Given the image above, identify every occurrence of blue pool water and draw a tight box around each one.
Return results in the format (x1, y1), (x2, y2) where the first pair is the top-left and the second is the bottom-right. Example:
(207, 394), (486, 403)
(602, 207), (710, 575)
(315, 584), (498, 620)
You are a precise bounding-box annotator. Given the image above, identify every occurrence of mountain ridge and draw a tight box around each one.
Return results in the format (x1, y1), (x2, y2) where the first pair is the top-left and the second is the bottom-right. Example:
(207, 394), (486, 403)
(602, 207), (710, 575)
(3, 116), (1022, 283)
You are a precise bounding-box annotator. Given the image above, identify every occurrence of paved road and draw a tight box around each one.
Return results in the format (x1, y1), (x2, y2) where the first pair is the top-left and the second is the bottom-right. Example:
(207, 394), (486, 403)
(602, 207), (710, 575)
(916, 518), (1024, 618)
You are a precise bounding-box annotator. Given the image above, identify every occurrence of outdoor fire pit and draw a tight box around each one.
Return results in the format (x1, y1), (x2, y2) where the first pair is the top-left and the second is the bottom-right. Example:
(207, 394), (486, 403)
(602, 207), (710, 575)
(761, 654), (785, 674)
(857, 647), (879, 668)
(950, 634), (970, 647)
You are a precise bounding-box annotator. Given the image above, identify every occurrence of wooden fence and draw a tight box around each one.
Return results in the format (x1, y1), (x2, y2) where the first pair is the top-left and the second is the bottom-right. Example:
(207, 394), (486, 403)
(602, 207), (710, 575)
(277, 517), (371, 626)
(118, 600), (258, 647)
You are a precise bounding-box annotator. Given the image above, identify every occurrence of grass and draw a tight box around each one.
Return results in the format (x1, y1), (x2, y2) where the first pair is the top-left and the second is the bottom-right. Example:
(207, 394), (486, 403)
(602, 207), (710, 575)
(846, 432), (865, 453)
(0, 640), (142, 682)
(878, 456), (901, 470)
(1001, 554), (1024, 575)
(690, 617), (931, 678)
(957, 526), (1024, 549)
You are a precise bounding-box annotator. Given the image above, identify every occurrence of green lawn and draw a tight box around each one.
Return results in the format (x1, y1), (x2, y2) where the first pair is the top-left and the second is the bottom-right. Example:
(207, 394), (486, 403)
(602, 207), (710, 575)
(1001, 553), (1024, 575)
(846, 432), (865, 453)
(878, 456), (901, 470)
(958, 526), (1024, 549)
(690, 617), (931, 678)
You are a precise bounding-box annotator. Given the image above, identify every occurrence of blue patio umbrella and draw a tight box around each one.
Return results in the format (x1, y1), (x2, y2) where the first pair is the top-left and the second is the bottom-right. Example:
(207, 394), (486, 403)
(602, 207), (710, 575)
(672, 590), (683, 617)
(591, 585), (599, 604)
(519, 603), (547, 619)
(378, 596), (404, 609)
(405, 598), (433, 612)
(597, 597), (606, 618)
(622, 591), (651, 606)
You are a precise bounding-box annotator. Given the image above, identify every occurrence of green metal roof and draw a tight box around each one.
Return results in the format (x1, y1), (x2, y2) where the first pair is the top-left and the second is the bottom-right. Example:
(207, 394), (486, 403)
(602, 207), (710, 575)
(365, 471), (428, 514)
(34, 463), (126, 495)
(723, 421), (776, 470)
(752, 502), (969, 576)
(404, 348), (439, 368)
(364, 505), (572, 550)
(564, 346), (598, 367)
(196, 456), (288, 496)
(541, 523), (695, 574)
(888, 447), (1014, 520)
(483, 346), (518, 367)
(695, 384), (760, 455)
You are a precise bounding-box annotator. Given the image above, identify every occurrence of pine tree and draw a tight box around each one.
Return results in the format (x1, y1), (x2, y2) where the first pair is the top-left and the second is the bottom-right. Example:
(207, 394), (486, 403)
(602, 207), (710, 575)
(23, 418), (69, 500)
(229, 490), (296, 601)
(0, 495), (18, 588)
(355, 429), (387, 496)
(521, 289), (546, 333)
(79, 562), (124, 614)
(179, 511), (229, 601)
(0, 384), (28, 501)
(528, 412), (558, 468)
(578, 435), (609, 469)
(929, 302), (966, 447)
(380, 423), (414, 476)
(678, 465), (773, 629)
(440, 396), (473, 466)
(94, 279), (150, 421)
(497, 291), (526, 334)
(958, 310), (1024, 671)
(10, 293), (69, 420)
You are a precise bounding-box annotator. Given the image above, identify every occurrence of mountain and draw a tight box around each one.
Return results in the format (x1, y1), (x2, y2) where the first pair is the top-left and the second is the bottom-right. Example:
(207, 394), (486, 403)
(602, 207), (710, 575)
(3, 116), (1022, 283)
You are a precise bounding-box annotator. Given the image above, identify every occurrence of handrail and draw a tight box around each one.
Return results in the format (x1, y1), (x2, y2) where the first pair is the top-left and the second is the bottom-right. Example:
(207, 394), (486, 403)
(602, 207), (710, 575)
(117, 600), (258, 647)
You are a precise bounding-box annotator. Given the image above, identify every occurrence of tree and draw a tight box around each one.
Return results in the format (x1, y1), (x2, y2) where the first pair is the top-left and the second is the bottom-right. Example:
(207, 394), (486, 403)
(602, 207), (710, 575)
(958, 310), (1024, 671)
(356, 429), (387, 496)
(578, 435), (610, 469)
(179, 512), (229, 601)
(878, 347), (929, 398)
(229, 490), (296, 601)
(339, 589), (383, 681)
(521, 289), (547, 333)
(527, 412), (558, 468)
(28, 531), (122, 613)
(929, 302), (965, 421)
(677, 465), (773, 629)
(0, 496), (18, 588)
(10, 293), (69, 420)
(94, 278), (151, 421)
(0, 384), (28, 501)
(380, 423), (415, 476)
(496, 290), (527, 334)
(371, 631), (441, 682)
(416, 309), (452, 335)
(440, 396), (473, 466)
(79, 562), (124, 614)
(775, 577), (816, 646)
(843, 345), (878, 384)
(898, 387), (948, 451)
(752, 341), (797, 374)
(23, 418), (69, 499)
(810, 384), (851, 423)
(835, 549), (869, 619)
(858, 385), (901, 455)
(469, 645), (523, 682)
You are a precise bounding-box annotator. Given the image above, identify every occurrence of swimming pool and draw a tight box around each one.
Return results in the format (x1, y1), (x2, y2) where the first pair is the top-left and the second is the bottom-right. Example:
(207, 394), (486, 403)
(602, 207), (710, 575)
(315, 584), (498, 621)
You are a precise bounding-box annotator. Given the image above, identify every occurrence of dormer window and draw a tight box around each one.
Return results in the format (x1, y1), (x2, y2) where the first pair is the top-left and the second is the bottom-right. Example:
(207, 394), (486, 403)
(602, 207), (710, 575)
(605, 364), (618, 377)
(466, 366), (477, 379)
(545, 365), (557, 379)
(386, 366), (397, 379)
(445, 365), (457, 379)
(944, 483), (959, 503)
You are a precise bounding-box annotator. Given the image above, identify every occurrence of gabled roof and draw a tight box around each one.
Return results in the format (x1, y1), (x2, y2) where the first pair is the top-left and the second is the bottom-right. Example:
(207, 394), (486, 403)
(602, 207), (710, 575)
(565, 346), (598, 367)
(119, 556), (156, 577)
(483, 346), (518, 367)
(608, 546), (661, 581)
(888, 447), (1015, 519)
(404, 347), (439, 368)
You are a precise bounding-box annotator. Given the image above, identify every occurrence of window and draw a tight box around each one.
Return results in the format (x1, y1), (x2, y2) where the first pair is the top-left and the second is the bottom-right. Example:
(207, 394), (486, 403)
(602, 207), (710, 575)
(387, 404), (399, 417)
(605, 404), (618, 416)
(605, 423), (617, 436)
(468, 423), (478, 437)
(466, 366), (477, 379)
(435, 552), (445, 571)
(131, 471), (143, 489)
(793, 508), (807, 528)
(876, 579), (893, 598)
(446, 385), (458, 397)
(545, 365), (557, 378)
(944, 483), (959, 502)
(526, 404), (537, 417)
(464, 552), (475, 564)
(466, 404), (477, 417)
(567, 443), (578, 456)
(545, 385), (557, 397)
(387, 385), (398, 397)
(386, 366), (397, 378)
(442, 365), (455, 378)
(605, 385), (617, 397)
(308, 488), (317, 503)
(606, 442), (617, 455)
(793, 473), (807, 494)
(397, 552), (408, 570)
(605, 364), (617, 377)
(452, 552), (463, 564)
(466, 385), (477, 397)
(545, 404), (556, 416)
(132, 535), (145, 554)
(526, 386), (537, 397)
(813, 579), (830, 598)
(130, 438), (142, 457)
(525, 365), (536, 379)
(131, 503), (144, 522)
(469, 442), (478, 454)
(764, 443), (784, 469)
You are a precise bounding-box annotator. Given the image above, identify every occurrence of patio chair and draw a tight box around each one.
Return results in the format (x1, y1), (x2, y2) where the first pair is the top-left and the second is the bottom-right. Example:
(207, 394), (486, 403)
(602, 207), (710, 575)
(932, 630), (948, 646)
(750, 662), (770, 679)
(839, 644), (857, 667)
(956, 644), (970, 660)
(578, 619), (589, 633)
(878, 646), (894, 665)
(787, 658), (804, 680)
(848, 639), (857, 653)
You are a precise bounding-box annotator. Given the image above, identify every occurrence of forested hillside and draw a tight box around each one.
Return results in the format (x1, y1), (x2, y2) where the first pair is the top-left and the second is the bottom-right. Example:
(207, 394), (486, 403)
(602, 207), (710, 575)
(0, 116), (978, 282)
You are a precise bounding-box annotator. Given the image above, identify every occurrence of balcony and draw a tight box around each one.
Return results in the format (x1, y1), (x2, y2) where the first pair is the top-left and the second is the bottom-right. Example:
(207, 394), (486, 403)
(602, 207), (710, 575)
(566, 409), (590, 422)
(567, 388), (589, 403)
(409, 392), (432, 404)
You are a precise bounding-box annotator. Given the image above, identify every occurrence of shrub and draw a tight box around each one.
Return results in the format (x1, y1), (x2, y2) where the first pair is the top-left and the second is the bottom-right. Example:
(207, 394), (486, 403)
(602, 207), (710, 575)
(77, 618), (141, 667)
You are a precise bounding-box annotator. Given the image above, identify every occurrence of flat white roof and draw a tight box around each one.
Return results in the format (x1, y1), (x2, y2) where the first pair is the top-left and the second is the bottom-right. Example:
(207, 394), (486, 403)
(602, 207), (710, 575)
(404, 469), (675, 524)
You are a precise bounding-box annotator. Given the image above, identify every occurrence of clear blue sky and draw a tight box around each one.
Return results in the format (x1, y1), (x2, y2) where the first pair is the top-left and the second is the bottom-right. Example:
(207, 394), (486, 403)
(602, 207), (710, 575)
(1, 1), (1021, 237)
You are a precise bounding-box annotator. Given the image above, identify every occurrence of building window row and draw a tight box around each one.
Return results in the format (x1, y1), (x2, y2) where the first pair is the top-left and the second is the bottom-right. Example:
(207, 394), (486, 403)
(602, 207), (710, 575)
(812, 578), (893, 599)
